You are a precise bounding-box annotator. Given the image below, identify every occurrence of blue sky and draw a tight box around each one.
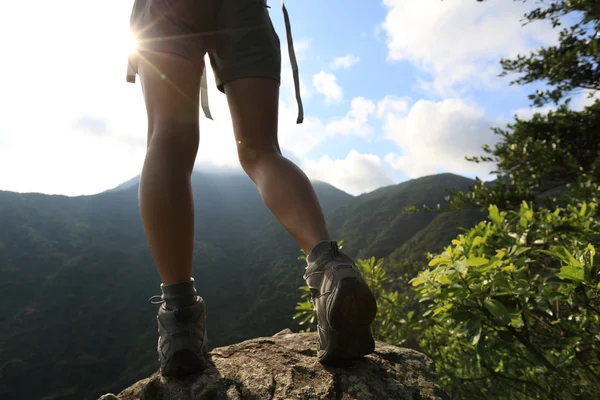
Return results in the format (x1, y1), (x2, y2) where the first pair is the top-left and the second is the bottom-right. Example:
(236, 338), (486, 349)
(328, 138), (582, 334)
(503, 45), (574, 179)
(266, 0), (562, 190)
(0, 0), (597, 196)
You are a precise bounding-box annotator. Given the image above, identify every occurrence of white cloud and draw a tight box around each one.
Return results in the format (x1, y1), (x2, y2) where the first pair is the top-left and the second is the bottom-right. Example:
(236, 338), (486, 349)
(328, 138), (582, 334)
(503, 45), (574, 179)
(313, 71), (343, 103)
(330, 54), (360, 70)
(380, 0), (557, 95)
(303, 150), (395, 195)
(382, 98), (500, 179)
(326, 97), (376, 136)
(572, 90), (600, 111)
(512, 105), (556, 121)
(376, 96), (410, 118)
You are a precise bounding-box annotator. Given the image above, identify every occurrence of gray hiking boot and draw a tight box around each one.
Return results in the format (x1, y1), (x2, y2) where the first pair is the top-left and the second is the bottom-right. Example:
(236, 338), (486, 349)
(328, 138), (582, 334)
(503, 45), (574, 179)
(148, 295), (209, 377)
(304, 241), (377, 363)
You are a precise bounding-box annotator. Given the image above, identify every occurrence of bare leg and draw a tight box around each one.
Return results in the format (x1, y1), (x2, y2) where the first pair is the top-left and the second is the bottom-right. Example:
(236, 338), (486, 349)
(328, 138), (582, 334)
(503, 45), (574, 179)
(137, 51), (203, 285)
(224, 78), (330, 254)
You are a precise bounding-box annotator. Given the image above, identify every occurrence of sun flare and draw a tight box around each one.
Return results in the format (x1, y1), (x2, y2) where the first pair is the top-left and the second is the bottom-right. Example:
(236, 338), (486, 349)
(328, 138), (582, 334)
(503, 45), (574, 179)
(125, 31), (138, 55)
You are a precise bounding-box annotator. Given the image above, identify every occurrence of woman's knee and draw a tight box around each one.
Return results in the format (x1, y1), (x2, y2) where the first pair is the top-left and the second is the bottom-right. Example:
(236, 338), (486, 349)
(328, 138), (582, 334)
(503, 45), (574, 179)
(147, 123), (199, 169)
(236, 140), (281, 172)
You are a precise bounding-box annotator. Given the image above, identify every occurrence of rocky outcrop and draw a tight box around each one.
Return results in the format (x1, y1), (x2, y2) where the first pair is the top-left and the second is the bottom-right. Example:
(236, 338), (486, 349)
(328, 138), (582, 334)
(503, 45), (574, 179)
(99, 330), (447, 400)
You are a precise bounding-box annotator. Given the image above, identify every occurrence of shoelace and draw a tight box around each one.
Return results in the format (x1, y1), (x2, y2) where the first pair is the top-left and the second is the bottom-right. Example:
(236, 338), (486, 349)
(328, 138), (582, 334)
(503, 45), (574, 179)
(149, 295), (188, 321)
(148, 295), (165, 305)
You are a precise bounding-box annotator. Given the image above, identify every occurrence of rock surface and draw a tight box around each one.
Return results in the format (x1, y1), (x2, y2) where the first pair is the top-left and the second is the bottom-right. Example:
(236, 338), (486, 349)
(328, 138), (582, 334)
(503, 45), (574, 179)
(99, 330), (448, 400)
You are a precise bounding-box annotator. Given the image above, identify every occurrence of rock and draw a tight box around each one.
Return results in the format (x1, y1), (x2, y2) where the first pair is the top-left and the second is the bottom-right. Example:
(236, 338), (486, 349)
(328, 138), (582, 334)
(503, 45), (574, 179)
(100, 332), (448, 400)
(273, 328), (293, 337)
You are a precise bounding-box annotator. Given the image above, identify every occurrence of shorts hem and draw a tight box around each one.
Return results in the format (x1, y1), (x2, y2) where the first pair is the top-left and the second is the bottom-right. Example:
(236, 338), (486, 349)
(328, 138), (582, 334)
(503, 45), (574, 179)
(136, 46), (206, 67)
(215, 67), (281, 93)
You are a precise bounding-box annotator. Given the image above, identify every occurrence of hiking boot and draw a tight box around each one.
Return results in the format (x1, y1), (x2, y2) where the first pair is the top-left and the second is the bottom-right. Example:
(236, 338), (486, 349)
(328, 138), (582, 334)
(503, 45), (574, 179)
(148, 295), (209, 377)
(304, 241), (377, 363)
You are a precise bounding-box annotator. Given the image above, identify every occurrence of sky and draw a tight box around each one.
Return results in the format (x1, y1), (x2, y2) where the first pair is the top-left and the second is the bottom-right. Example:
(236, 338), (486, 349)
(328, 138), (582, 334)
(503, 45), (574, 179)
(0, 0), (597, 197)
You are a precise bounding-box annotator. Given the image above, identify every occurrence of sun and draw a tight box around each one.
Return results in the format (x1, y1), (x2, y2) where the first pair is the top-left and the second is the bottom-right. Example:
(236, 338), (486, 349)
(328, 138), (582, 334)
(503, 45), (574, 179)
(125, 31), (138, 55)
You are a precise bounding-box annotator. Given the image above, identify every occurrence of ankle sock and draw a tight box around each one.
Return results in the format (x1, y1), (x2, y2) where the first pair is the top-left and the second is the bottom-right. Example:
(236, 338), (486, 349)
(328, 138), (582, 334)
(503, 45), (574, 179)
(306, 240), (340, 265)
(161, 278), (197, 310)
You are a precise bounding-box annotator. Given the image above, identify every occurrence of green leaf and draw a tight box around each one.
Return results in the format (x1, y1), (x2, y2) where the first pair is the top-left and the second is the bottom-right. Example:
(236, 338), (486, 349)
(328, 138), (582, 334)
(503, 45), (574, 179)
(514, 247), (530, 256)
(476, 333), (486, 363)
(520, 216), (528, 228)
(562, 247), (582, 268)
(484, 299), (510, 325)
(495, 249), (506, 260)
(538, 249), (567, 263)
(557, 265), (585, 281)
(433, 303), (453, 316)
(580, 202), (587, 216)
(472, 236), (484, 247)
(474, 259), (502, 273)
(510, 316), (524, 329)
(429, 257), (452, 267)
(466, 317), (483, 345)
(586, 243), (595, 265)
(436, 273), (451, 285)
(467, 257), (489, 267)
(489, 204), (502, 226)
(501, 263), (517, 273)
(410, 278), (428, 287)
(494, 359), (505, 373)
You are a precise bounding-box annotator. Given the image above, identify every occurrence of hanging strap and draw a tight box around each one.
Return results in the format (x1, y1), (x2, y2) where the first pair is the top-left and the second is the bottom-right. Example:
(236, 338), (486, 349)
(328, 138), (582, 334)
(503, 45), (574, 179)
(200, 66), (213, 120)
(197, 0), (303, 123)
(282, 0), (303, 124)
(126, 55), (136, 84)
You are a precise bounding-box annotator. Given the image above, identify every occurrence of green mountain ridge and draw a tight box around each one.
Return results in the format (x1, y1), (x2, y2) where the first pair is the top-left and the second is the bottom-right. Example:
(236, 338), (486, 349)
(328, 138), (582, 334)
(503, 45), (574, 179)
(0, 172), (484, 400)
(328, 173), (478, 259)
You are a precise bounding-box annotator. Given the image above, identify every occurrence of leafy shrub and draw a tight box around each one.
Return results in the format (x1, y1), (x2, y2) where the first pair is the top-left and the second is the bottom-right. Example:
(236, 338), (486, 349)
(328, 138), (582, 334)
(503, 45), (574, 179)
(412, 202), (600, 399)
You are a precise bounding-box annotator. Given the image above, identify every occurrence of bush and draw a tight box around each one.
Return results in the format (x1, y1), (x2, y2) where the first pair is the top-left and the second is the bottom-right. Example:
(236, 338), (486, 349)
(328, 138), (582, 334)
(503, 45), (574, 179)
(412, 202), (600, 399)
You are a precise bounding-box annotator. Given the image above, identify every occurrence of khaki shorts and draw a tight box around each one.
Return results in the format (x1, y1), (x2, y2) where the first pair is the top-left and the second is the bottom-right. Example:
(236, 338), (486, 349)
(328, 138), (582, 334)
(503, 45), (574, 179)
(128, 0), (281, 92)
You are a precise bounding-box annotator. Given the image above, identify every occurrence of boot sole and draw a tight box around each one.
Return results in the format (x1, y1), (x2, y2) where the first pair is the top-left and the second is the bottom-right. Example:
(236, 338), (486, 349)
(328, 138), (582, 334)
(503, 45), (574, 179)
(319, 277), (377, 363)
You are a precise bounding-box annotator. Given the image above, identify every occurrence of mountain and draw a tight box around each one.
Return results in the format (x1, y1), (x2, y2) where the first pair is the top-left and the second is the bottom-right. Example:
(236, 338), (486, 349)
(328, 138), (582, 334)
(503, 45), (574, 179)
(104, 175), (140, 193)
(0, 172), (483, 400)
(327, 173), (479, 259)
(388, 208), (486, 263)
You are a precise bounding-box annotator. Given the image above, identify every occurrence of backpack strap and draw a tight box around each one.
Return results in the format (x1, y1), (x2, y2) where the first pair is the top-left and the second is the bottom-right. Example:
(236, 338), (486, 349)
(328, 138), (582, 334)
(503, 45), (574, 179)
(200, 67), (213, 120)
(197, 0), (303, 124)
(282, 0), (304, 124)
(126, 55), (136, 84)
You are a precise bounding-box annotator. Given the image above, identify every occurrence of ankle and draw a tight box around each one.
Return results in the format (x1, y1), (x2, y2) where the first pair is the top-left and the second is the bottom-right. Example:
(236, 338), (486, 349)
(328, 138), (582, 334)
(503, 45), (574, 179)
(306, 240), (341, 265)
(161, 278), (197, 310)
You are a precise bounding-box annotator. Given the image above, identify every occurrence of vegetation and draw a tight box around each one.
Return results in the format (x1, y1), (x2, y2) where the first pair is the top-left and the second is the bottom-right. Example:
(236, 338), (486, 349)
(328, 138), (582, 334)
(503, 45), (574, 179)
(497, 0), (600, 107)
(452, 0), (600, 211)
(294, 0), (600, 398)
(414, 202), (600, 399)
